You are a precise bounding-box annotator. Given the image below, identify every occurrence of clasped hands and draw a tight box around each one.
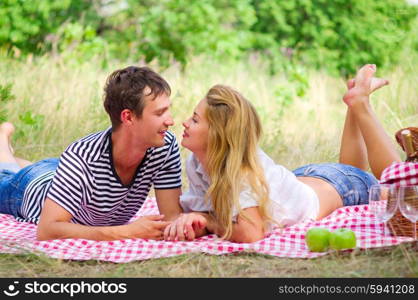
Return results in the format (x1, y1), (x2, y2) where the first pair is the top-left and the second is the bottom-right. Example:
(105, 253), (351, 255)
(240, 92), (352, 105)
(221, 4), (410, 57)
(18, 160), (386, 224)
(164, 212), (208, 241)
(125, 212), (206, 241)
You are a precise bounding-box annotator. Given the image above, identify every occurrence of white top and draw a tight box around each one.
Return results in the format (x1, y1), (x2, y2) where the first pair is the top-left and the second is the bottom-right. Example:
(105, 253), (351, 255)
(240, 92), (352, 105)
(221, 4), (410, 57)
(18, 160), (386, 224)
(180, 149), (319, 228)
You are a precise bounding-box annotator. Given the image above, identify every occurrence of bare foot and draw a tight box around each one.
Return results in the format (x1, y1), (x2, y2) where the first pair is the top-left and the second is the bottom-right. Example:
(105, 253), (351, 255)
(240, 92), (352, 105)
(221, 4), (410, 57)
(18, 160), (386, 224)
(0, 122), (15, 153)
(342, 64), (389, 107)
(346, 77), (389, 93)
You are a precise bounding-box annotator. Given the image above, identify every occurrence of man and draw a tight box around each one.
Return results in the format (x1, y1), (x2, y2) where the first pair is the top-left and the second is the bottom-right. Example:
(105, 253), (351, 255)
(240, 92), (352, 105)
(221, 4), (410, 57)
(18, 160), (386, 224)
(0, 66), (183, 241)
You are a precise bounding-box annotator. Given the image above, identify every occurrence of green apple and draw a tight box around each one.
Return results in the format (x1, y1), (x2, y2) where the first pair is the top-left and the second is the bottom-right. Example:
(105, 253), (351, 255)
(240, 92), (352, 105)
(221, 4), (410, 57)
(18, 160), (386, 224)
(305, 227), (331, 252)
(329, 228), (357, 250)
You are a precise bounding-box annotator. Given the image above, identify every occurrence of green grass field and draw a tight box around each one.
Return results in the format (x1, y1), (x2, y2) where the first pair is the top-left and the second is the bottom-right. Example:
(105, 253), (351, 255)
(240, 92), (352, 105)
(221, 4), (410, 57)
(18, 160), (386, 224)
(0, 244), (416, 277)
(0, 55), (417, 277)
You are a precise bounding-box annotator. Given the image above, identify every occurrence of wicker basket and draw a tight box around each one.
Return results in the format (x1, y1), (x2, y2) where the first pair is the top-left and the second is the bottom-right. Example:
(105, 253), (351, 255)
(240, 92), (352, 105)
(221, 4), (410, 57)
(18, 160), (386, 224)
(388, 210), (418, 238)
(395, 127), (418, 153)
(387, 188), (418, 238)
(387, 127), (418, 237)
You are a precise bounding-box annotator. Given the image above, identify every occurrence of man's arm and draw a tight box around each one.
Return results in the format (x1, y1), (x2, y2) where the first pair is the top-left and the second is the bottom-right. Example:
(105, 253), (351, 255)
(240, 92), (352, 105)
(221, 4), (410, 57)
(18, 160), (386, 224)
(36, 198), (170, 241)
(154, 188), (182, 221)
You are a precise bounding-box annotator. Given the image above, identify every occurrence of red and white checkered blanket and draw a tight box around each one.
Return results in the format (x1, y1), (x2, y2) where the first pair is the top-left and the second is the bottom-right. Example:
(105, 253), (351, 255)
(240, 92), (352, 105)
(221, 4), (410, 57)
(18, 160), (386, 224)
(380, 162), (418, 186)
(0, 197), (414, 263)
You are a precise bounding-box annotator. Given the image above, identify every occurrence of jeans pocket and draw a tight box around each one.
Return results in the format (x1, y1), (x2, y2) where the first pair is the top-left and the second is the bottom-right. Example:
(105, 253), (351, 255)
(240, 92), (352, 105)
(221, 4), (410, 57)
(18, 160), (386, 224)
(342, 189), (360, 206)
(303, 166), (315, 176)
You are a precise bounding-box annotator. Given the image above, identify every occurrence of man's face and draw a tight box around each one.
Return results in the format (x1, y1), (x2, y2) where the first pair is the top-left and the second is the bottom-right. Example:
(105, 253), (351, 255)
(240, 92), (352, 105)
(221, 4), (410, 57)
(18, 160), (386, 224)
(132, 91), (174, 148)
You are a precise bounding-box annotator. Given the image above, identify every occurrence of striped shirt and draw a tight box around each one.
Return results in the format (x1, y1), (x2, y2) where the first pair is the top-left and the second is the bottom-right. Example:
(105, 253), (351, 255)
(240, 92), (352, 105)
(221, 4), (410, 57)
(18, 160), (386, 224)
(17, 170), (55, 223)
(18, 127), (182, 225)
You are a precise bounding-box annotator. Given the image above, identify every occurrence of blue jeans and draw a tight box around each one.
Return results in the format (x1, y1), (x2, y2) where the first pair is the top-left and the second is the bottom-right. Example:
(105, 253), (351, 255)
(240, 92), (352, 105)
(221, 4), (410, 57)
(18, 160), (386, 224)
(0, 158), (59, 218)
(292, 163), (378, 206)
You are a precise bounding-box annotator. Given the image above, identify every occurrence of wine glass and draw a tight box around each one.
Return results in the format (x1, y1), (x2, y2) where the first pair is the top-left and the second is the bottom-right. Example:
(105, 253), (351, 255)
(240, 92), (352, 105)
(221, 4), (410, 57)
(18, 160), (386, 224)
(397, 185), (418, 240)
(369, 184), (398, 236)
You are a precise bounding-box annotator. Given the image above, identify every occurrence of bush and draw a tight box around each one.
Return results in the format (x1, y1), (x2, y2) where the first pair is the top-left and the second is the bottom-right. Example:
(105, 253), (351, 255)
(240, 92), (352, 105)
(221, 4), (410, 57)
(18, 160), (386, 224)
(0, 0), (93, 55)
(1, 0), (417, 75)
(0, 83), (15, 122)
(250, 0), (418, 75)
(103, 0), (256, 67)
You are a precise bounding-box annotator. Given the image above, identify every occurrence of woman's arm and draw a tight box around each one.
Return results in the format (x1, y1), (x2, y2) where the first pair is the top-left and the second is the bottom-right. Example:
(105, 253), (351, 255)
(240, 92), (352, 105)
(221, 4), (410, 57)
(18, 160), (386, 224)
(164, 207), (266, 243)
(203, 207), (265, 243)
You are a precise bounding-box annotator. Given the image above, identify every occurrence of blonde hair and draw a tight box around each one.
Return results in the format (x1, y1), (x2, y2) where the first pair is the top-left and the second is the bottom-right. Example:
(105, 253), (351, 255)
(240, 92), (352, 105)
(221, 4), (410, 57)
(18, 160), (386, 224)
(204, 85), (273, 239)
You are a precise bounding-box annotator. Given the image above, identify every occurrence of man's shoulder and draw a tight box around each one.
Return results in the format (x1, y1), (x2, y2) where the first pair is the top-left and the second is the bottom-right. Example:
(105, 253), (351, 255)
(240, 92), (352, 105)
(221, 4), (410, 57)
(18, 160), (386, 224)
(63, 128), (111, 162)
(144, 131), (180, 171)
(163, 131), (177, 145)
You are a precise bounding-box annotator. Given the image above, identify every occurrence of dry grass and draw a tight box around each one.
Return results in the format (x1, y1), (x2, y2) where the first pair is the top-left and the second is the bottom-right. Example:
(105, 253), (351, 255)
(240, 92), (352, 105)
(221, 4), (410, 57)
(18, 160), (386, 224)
(0, 243), (416, 277)
(3, 55), (416, 167)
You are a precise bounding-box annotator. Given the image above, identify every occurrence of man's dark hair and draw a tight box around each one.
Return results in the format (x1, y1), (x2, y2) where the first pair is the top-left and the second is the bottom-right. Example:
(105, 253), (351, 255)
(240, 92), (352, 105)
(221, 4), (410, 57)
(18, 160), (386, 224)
(103, 66), (171, 128)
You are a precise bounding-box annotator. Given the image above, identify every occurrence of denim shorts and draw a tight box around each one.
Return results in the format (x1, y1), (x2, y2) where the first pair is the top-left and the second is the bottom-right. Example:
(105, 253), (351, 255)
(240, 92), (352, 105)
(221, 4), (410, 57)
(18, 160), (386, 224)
(292, 163), (378, 206)
(0, 158), (59, 218)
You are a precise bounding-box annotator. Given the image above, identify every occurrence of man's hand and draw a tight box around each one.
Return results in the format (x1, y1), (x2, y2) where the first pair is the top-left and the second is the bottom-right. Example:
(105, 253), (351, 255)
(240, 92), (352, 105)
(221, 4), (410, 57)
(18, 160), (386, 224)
(164, 213), (208, 241)
(127, 215), (171, 240)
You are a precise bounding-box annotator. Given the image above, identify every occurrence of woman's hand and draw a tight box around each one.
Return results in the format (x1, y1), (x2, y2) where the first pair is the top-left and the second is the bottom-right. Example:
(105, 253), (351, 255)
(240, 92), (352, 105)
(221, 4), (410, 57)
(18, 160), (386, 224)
(164, 212), (208, 241)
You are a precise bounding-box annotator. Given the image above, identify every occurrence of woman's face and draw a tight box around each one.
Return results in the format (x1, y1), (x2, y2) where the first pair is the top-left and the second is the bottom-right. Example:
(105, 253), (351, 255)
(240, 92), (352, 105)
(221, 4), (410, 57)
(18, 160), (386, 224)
(181, 98), (209, 154)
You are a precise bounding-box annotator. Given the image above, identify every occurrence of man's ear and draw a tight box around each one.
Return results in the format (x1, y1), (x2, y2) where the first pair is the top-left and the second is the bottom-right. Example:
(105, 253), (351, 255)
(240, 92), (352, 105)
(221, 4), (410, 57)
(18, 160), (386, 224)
(120, 109), (134, 125)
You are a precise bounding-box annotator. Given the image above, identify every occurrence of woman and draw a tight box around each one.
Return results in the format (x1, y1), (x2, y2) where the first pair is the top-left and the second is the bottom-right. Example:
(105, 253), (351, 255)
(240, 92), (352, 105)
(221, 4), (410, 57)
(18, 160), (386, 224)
(164, 64), (401, 243)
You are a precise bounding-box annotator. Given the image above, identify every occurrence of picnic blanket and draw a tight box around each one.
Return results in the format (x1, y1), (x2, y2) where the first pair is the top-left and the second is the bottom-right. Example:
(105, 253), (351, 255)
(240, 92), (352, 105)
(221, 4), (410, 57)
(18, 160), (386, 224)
(379, 161), (418, 186)
(0, 197), (414, 263)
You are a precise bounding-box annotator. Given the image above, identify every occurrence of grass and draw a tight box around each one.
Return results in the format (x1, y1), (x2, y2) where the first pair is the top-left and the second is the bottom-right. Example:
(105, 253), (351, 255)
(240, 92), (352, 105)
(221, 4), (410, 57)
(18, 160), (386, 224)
(0, 54), (417, 277)
(0, 243), (416, 277)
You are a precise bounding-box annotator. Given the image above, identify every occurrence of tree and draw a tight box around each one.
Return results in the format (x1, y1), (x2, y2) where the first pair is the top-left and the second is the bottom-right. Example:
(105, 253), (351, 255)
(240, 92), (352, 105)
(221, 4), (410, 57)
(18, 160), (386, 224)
(251, 0), (418, 75)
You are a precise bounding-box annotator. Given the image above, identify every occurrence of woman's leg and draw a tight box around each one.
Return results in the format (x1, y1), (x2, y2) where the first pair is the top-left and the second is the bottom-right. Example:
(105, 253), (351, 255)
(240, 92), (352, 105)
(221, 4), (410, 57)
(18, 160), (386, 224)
(352, 105), (401, 179)
(0, 122), (33, 168)
(343, 65), (401, 179)
(15, 157), (33, 168)
(0, 123), (18, 164)
(339, 82), (369, 170)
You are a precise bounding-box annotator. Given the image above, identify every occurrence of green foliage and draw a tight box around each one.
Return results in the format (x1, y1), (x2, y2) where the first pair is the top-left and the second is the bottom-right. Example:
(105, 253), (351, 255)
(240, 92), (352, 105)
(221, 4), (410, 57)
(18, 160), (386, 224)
(18, 111), (45, 128)
(0, 83), (15, 122)
(251, 0), (418, 75)
(0, 83), (15, 103)
(266, 64), (310, 121)
(0, 0), (94, 55)
(104, 0), (256, 67)
(0, 0), (417, 75)
(56, 22), (108, 63)
(16, 110), (45, 141)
